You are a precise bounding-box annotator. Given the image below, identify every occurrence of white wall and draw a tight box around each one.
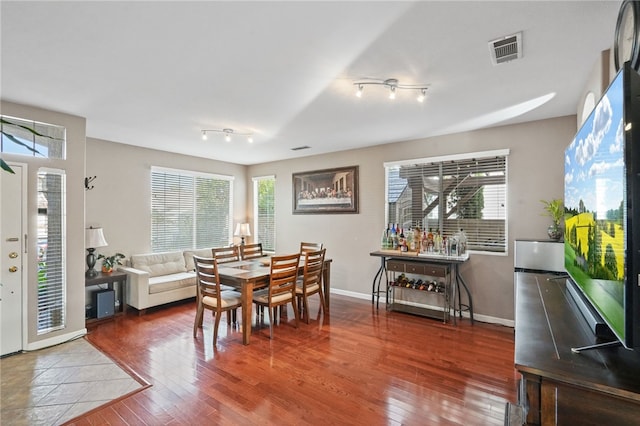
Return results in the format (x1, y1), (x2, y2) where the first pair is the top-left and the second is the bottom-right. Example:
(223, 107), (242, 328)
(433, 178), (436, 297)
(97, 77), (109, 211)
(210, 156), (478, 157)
(248, 116), (575, 323)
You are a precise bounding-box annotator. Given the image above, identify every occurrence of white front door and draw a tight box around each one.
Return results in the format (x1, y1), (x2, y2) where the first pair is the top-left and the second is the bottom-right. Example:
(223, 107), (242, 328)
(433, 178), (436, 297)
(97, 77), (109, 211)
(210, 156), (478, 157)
(1, 163), (26, 356)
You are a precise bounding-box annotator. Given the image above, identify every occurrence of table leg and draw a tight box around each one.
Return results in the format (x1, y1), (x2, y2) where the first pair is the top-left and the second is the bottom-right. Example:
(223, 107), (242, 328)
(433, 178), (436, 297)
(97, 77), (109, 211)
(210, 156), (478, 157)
(242, 283), (254, 345)
(456, 268), (474, 324)
(371, 257), (387, 309)
(323, 261), (331, 312)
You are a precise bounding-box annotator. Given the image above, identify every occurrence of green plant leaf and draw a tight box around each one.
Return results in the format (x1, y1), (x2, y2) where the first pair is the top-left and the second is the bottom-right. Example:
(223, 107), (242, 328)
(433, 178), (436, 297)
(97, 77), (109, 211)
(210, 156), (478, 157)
(1, 158), (16, 174)
(1, 117), (60, 141)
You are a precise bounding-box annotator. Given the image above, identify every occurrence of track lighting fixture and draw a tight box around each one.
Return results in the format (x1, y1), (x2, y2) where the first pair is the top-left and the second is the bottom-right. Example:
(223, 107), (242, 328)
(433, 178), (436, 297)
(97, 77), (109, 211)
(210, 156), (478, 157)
(201, 128), (254, 143)
(353, 78), (429, 103)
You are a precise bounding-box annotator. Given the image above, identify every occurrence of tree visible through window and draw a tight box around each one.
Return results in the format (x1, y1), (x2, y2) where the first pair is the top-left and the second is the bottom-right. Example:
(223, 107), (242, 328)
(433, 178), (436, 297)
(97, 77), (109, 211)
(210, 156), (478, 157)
(253, 176), (275, 252)
(385, 150), (508, 253)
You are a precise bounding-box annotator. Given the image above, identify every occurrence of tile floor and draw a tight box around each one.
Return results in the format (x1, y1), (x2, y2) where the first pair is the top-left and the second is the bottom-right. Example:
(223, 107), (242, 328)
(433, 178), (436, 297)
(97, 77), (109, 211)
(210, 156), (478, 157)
(1, 337), (144, 425)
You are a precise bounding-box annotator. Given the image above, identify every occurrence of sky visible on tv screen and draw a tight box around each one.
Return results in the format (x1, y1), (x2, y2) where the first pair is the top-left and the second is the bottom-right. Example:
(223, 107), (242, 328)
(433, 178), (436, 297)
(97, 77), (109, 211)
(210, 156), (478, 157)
(565, 73), (624, 217)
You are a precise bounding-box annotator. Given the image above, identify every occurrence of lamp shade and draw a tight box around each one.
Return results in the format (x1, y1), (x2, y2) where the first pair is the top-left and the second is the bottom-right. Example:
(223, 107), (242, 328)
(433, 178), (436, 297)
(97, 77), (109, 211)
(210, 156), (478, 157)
(234, 223), (251, 237)
(85, 227), (108, 249)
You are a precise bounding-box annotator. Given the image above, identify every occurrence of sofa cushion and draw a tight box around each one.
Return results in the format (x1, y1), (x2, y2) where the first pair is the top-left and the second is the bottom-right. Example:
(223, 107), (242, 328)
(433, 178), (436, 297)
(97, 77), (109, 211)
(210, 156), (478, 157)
(130, 251), (187, 278)
(148, 272), (196, 294)
(184, 248), (213, 271)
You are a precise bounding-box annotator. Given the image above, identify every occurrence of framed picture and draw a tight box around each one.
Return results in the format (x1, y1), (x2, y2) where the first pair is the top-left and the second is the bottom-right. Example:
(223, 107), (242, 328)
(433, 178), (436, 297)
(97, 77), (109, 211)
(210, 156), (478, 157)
(292, 166), (359, 214)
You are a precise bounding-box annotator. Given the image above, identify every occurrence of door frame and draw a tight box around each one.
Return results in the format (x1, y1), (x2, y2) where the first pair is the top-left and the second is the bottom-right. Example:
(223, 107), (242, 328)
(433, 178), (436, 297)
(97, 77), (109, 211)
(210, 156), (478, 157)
(2, 161), (29, 354)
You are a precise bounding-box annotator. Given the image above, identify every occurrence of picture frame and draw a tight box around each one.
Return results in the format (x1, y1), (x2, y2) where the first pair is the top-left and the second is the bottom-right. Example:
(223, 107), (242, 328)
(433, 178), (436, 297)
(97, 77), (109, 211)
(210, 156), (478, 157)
(292, 166), (359, 214)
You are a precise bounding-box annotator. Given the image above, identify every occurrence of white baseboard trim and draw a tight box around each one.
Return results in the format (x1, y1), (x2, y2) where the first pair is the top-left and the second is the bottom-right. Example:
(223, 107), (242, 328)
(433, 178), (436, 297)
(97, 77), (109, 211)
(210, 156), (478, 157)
(330, 289), (514, 328)
(25, 328), (87, 352)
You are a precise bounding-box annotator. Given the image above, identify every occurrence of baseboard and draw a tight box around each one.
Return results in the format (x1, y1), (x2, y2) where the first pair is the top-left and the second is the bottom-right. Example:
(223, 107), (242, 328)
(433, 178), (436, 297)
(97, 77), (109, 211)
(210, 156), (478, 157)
(25, 328), (87, 351)
(330, 289), (514, 328)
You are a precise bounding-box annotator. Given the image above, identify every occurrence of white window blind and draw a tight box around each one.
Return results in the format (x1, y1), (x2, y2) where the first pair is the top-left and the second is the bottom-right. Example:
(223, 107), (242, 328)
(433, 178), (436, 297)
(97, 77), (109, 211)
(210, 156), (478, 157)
(385, 150), (508, 254)
(151, 167), (233, 252)
(37, 169), (66, 334)
(253, 175), (275, 252)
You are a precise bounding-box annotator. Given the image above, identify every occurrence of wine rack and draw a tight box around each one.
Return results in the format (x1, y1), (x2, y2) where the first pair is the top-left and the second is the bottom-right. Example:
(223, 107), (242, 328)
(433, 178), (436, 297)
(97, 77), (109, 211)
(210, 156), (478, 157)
(386, 259), (451, 322)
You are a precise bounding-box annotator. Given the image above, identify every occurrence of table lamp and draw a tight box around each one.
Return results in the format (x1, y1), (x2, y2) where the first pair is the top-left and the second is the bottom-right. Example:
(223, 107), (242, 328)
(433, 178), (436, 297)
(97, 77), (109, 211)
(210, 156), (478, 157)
(234, 223), (251, 246)
(85, 226), (108, 277)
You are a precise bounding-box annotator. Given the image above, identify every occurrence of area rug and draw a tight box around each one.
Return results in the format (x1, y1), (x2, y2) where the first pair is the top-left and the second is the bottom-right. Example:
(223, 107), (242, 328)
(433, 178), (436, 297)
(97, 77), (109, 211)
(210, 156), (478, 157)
(0, 337), (148, 425)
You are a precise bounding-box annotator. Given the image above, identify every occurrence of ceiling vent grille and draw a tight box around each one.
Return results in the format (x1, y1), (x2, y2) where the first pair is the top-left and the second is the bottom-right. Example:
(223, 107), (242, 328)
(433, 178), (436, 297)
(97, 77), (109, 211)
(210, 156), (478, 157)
(489, 32), (522, 65)
(291, 145), (311, 151)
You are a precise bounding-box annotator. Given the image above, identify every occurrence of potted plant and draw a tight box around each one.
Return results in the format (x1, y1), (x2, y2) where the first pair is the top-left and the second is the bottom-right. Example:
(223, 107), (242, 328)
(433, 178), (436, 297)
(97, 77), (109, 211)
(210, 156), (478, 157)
(541, 199), (564, 240)
(97, 252), (126, 274)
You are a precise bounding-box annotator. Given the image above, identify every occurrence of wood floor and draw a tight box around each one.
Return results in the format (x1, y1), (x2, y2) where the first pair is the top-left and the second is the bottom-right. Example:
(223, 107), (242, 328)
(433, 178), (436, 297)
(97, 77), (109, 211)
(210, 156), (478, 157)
(70, 294), (518, 425)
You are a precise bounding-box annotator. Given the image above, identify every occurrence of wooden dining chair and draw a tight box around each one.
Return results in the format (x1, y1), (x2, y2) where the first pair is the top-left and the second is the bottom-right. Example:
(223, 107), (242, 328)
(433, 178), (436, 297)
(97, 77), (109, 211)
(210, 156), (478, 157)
(296, 248), (326, 323)
(252, 252), (301, 339)
(240, 243), (263, 260)
(192, 255), (242, 345)
(300, 242), (323, 253)
(211, 246), (240, 291)
(211, 246), (240, 263)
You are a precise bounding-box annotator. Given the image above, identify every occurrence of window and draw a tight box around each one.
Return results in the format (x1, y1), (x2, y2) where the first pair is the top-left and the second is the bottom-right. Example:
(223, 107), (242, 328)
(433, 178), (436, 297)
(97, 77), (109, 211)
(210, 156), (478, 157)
(151, 167), (233, 252)
(1, 115), (65, 159)
(37, 169), (66, 334)
(385, 149), (508, 254)
(253, 175), (275, 252)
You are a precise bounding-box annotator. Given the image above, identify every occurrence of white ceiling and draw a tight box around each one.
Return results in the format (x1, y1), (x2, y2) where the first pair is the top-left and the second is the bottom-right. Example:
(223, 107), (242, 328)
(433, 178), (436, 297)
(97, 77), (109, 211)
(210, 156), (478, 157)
(0, 1), (621, 165)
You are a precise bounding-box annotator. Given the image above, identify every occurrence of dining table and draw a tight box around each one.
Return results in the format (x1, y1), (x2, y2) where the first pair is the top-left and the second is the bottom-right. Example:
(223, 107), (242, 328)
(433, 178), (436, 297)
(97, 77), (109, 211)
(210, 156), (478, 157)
(216, 255), (332, 345)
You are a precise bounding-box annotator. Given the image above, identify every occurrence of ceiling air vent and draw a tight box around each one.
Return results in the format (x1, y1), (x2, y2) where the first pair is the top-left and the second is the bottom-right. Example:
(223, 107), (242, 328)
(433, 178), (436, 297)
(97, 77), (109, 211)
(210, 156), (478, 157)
(489, 32), (522, 65)
(291, 145), (310, 151)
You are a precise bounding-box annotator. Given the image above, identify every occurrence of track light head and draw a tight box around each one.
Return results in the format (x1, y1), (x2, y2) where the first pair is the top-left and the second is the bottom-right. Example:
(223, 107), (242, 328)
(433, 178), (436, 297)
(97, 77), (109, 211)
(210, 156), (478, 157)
(352, 77), (428, 103)
(417, 88), (427, 103)
(201, 127), (253, 143)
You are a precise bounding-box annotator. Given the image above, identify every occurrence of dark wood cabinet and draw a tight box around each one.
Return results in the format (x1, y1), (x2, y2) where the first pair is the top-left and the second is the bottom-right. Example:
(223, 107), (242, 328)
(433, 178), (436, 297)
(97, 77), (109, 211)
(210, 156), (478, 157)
(514, 272), (640, 424)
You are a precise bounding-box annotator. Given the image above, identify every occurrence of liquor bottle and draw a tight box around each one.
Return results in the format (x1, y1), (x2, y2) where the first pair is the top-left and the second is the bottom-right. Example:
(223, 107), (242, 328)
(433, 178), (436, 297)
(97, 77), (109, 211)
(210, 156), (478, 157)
(390, 224), (398, 250)
(457, 228), (468, 254)
(413, 227), (421, 252)
(421, 231), (428, 253)
(407, 227), (415, 251)
(399, 227), (406, 251)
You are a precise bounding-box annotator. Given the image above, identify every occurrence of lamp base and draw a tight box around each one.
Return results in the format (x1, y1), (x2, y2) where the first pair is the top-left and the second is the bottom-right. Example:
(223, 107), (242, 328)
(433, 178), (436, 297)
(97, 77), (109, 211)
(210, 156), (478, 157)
(86, 248), (98, 278)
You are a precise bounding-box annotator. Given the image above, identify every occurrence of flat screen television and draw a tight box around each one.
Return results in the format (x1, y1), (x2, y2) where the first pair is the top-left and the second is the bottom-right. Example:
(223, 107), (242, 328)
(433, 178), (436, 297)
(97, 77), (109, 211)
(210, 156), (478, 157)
(564, 62), (640, 350)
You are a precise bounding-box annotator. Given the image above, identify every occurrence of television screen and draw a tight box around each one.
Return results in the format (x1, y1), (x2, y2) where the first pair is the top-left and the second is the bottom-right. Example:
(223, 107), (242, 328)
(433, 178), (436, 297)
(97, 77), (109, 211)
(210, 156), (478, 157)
(564, 69), (626, 344)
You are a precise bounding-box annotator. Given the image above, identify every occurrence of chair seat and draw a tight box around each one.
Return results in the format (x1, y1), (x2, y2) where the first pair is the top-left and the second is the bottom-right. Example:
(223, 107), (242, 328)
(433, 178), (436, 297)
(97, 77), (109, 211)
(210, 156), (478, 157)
(202, 290), (242, 308)
(296, 282), (319, 294)
(253, 289), (293, 304)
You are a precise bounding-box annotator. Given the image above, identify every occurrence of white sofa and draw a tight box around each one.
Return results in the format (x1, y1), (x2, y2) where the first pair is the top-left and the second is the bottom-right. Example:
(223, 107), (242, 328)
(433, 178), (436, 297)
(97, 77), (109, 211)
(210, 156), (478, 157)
(119, 248), (213, 313)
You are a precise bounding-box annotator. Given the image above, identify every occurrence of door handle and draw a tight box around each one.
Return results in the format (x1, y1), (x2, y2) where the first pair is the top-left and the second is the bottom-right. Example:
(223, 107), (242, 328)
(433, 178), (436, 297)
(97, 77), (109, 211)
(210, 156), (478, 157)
(9, 266), (18, 273)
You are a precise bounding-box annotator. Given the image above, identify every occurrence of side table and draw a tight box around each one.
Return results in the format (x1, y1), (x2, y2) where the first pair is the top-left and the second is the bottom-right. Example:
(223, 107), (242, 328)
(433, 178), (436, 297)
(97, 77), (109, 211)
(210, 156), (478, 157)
(85, 270), (127, 325)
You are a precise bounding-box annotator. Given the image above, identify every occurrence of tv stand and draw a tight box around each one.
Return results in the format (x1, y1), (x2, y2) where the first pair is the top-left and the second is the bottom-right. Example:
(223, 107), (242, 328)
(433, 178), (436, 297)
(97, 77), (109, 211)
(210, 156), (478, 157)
(514, 271), (640, 425)
(571, 340), (621, 353)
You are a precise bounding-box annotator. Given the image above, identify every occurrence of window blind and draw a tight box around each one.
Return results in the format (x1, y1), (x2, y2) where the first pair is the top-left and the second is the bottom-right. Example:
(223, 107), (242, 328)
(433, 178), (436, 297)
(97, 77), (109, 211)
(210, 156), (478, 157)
(151, 167), (233, 252)
(253, 176), (275, 252)
(37, 169), (66, 334)
(385, 150), (508, 254)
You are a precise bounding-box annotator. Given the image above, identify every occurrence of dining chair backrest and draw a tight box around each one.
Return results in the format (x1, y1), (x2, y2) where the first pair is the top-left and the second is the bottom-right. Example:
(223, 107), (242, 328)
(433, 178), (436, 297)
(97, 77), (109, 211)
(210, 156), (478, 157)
(269, 252), (301, 298)
(211, 246), (240, 264)
(300, 242), (323, 253)
(240, 243), (263, 260)
(301, 248), (325, 289)
(193, 255), (223, 303)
